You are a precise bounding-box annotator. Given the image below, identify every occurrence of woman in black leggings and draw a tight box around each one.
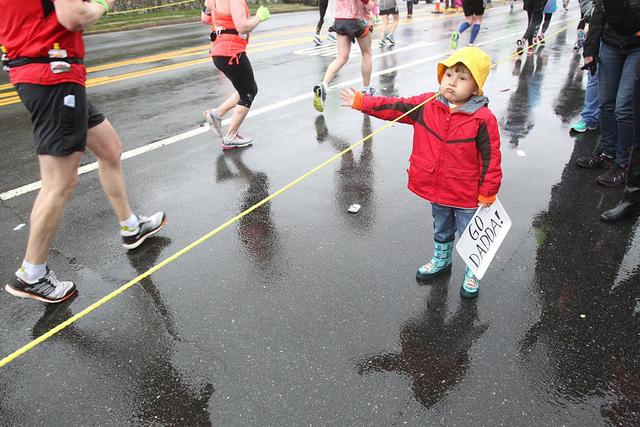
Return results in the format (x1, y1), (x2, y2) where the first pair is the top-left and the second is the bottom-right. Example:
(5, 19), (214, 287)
(314, 0), (336, 45)
(518, 0), (546, 54)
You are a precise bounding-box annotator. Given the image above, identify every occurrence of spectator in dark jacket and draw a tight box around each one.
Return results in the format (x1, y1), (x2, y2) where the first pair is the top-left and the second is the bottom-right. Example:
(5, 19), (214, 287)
(599, 0), (640, 221)
(577, 0), (640, 188)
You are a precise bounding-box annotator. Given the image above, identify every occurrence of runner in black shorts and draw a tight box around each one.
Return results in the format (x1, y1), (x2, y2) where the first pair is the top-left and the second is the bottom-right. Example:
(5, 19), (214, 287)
(15, 83), (103, 155)
(330, 18), (374, 44)
(378, 0), (400, 45)
(312, 0), (378, 112)
(450, 0), (486, 49)
(2, 0), (166, 304)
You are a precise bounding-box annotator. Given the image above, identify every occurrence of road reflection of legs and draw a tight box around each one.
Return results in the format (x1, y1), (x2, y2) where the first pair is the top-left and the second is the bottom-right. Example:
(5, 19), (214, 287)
(28, 236), (215, 426)
(216, 151), (281, 274)
(314, 115), (377, 234)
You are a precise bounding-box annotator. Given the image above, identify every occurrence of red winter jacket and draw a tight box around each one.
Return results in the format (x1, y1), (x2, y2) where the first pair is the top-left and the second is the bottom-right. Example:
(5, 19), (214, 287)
(355, 92), (502, 209)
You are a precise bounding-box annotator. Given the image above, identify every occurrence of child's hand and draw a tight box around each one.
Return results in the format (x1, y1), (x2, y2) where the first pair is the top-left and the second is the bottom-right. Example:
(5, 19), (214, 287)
(340, 86), (359, 108)
(479, 202), (493, 209)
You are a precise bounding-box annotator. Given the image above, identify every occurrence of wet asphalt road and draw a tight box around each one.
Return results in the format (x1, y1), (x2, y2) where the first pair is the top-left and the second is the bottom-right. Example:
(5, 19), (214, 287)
(1, 3), (640, 426)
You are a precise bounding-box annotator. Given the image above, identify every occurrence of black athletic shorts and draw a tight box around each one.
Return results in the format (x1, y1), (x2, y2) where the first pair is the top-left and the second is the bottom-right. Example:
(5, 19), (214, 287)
(329, 18), (373, 43)
(380, 6), (399, 15)
(15, 82), (105, 156)
(462, 0), (486, 16)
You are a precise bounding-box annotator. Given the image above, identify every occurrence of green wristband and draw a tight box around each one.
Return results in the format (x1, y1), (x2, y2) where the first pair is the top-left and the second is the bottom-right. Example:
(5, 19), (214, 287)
(93, 0), (110, 14)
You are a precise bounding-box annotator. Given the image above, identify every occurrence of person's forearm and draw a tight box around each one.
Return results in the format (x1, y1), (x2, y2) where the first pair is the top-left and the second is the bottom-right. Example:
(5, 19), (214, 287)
(234, 15), (261, 33)
(55, 0), (108, 32)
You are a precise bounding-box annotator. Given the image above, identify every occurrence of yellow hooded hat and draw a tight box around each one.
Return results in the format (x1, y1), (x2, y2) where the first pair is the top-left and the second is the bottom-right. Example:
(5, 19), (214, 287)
(437, 47), (491, 95)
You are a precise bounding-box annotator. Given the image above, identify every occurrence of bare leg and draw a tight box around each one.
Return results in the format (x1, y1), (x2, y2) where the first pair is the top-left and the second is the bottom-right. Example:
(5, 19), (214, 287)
(356, 32), (373, 87)
(24, 152), (83, 265)
(380, 14), (389, 39)
(322, 34), (352, 84)
(217, 92), (240, 117)
(389, 13), (399, 35)
(86, 119), (132, 221)
(227, 104), (250, 137)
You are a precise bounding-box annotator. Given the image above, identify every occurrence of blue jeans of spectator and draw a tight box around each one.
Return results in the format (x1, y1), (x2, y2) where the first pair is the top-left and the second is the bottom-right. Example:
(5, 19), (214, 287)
(597, 42), (640, 165)
(431, 203), (477, 243)
(580, 66), (599, 128)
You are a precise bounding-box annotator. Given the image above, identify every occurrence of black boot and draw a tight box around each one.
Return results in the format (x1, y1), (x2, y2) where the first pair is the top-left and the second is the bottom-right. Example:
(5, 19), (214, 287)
(600, 150), (640, 223)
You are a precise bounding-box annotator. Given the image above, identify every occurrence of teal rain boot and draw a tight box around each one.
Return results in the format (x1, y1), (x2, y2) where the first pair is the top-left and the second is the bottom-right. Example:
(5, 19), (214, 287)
(416, 240), (454, 281)
(460, 266), (480, 298)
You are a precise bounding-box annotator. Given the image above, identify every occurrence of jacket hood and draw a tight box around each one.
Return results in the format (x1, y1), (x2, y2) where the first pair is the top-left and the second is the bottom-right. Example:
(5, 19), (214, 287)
(436, 93), (489, 113)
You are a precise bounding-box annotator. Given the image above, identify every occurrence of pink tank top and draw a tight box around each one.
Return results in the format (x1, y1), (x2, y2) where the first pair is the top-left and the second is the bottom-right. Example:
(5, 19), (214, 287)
(207, 0), (249, 62)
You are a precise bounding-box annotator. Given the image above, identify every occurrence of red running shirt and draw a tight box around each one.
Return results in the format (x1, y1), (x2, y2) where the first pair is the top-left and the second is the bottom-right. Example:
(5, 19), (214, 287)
(0, 0), (86, 86)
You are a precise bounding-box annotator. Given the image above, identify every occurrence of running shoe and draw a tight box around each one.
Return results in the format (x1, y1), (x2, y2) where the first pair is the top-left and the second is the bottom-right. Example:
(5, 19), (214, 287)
(327, 32), (337, 42)
(362, 87), (379, 97)
(5, 267), (76, 303)
(122, 212), (167, 249)
(313, 83), (327, 112)
(577, 151), (615, 169)
(563, 0), (569, 11)
(451, 31), (460, 50)
(379, 38), (386, 46)
(538, 33), (545, 45)
(570, 121), (597, 133)
(527, 45), (536, 55)
(516, 38), (525, 55)
(204, 109), (223, 137)
(510, 0), (514, 10)
(467, 43), (475, 47)
(386, 34), (395, 44)
(222, 133), (253, 150)
(313, 34), (323, 46)
(597, 163), (628, 187)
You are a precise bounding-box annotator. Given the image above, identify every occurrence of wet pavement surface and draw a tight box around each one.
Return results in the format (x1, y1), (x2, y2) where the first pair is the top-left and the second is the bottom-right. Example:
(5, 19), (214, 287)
(1, 3), (639, 426)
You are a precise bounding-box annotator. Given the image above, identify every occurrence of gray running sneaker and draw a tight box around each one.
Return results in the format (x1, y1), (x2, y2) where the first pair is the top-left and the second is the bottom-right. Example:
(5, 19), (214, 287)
(362, 87), (379, 97)
(222, 133), (253, 150)
(204, 109), (223, 138)
(5, 267), (76, 303)
(121, 212), (167, 250)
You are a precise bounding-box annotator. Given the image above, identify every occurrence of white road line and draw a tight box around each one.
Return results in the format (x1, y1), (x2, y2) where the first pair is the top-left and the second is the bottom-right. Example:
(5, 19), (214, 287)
(0, 18), (574, 203)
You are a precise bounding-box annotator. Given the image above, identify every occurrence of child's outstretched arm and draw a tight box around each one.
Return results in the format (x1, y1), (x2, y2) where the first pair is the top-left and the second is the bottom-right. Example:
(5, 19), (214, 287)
(340, 87), (434, 125)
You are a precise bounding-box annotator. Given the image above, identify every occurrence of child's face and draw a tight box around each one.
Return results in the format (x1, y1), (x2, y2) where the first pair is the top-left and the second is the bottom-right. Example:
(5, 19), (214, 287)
(440, 64), (479, 105)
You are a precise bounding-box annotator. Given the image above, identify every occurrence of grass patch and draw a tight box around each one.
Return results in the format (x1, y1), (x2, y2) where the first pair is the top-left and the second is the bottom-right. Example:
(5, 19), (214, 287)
(90, 3), (314, 32)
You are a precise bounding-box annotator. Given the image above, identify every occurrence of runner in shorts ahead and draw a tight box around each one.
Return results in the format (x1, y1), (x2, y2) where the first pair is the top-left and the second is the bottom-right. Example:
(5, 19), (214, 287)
(378, 0), (400, 46)
(0, 0), (166, 303)
(450, 0), (486, 49)
(312, 0), (378, 112)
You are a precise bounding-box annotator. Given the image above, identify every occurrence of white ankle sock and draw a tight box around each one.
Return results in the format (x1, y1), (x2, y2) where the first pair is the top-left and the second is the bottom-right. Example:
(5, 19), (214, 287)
(120, 213), (140, 235)
(17, 260), (47, 282)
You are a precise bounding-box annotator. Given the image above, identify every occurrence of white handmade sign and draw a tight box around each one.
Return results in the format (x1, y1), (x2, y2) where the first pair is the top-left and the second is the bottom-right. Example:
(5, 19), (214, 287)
(456, 198), (512, 280)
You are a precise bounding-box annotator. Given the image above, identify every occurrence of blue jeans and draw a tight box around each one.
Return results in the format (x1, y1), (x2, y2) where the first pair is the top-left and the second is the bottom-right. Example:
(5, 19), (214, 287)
(597, 42), (640, 165)
(580, 67), (599, 128)
(431, 203), (477, 243)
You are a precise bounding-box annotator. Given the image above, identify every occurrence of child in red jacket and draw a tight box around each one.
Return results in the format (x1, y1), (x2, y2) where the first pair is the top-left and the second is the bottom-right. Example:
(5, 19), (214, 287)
(340, 47), (502, 298)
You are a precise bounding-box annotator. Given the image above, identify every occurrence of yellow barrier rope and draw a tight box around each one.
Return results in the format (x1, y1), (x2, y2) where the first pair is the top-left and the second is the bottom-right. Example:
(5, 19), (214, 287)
(106, 0), (198, 16)
(0, 17), (584, 368)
